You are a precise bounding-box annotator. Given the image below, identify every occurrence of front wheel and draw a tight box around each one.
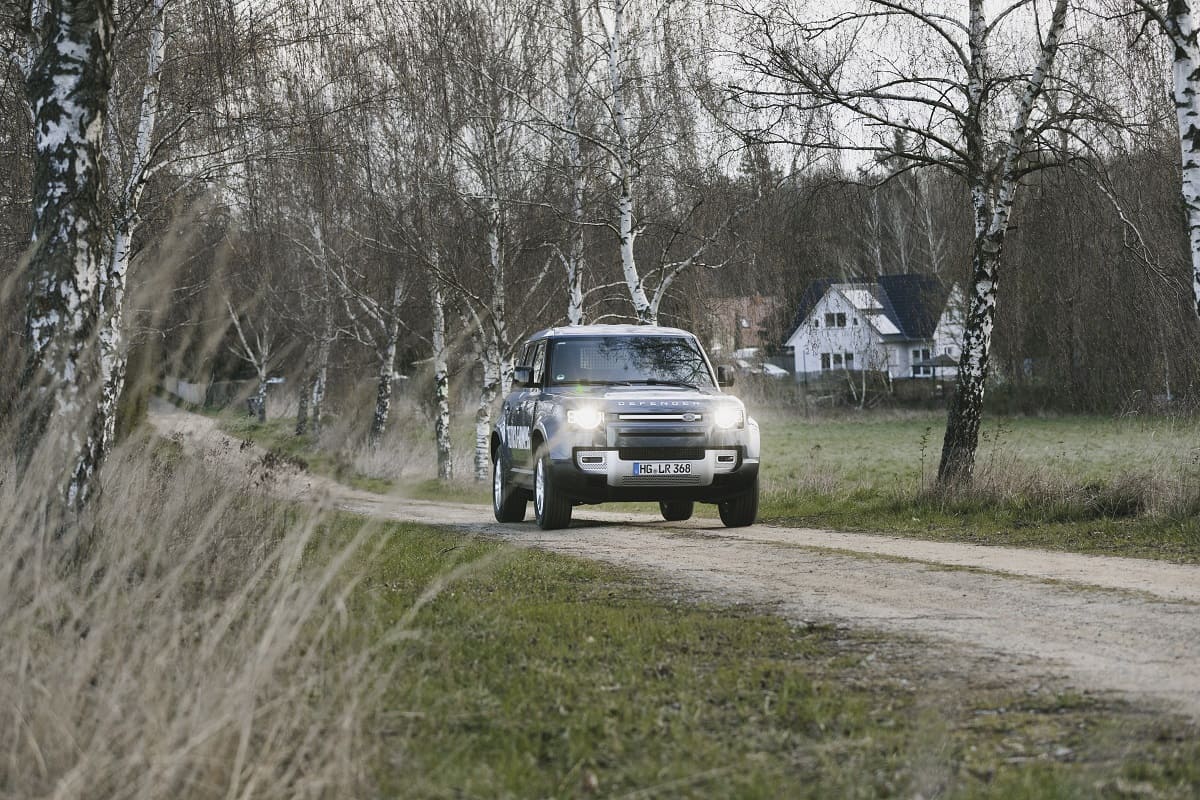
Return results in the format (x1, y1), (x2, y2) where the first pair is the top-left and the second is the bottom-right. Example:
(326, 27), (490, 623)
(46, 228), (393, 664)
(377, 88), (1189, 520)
(659, 500), (693, 521)
(718, 480), (758, 528)
(493, 451), (527, 523)
(534, 451), (572, 530)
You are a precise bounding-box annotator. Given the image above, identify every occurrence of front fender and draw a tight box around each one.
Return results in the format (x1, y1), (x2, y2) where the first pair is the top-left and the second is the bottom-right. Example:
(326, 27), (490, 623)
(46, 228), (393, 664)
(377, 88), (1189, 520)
(744, 416), (761, 460)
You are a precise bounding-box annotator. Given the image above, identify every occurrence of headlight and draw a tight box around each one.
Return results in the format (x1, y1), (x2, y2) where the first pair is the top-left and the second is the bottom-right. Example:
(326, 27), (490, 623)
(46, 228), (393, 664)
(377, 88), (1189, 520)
(567, 407), (604, 429)
(714, 405), (744, 429)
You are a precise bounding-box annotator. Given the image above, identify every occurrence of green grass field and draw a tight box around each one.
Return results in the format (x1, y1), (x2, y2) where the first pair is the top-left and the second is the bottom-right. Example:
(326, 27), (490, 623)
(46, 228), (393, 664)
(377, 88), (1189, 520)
(752, 411), (1200, 561)
(757, 412), (1200, 487)
(349, 520), (1200, 798)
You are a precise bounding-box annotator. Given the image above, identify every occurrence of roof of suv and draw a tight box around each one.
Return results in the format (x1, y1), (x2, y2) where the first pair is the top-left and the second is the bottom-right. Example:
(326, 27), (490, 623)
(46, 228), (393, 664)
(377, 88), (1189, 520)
(526, 323), (695, 341)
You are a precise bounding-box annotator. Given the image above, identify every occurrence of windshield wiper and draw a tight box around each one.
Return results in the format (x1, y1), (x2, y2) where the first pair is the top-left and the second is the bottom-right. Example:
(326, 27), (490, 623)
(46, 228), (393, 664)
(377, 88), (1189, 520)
(631, 379), (703, 390)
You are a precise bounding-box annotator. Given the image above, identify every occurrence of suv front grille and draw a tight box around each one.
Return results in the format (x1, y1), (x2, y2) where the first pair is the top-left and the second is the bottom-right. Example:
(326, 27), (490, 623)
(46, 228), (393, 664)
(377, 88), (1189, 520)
(618, 447), (705, 461)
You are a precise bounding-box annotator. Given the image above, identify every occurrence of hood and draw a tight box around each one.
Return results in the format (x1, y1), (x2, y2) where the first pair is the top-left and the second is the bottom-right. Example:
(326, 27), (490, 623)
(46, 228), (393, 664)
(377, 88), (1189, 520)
(544, 385), (741, 414)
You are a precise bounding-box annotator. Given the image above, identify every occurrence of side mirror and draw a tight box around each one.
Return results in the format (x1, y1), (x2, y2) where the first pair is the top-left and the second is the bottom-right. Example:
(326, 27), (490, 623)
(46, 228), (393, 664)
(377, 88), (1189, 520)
(717, 365), (735, 388)
(512, 365), (534, 388)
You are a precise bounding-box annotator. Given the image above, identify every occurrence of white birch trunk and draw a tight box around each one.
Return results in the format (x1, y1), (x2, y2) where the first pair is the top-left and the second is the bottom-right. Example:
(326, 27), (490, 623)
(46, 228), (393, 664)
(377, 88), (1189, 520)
(473, 338), (501, 483)
(1167, 2), (1200, 318)
(487, 194), (508, 359)
(430, 276), (453, 481)
(368, 280), (405, 449)
(309, 219), (334, 439)
(252, 372), (268, 424)
(608, 0), (652, 324)
(20, 0), (116, 510)
(226, 301), (271, 424)
(563, 0), (587, 325)
(97, 0), (167, 456)
(472, 194), (510, 479)
(310, 307), (332, 438)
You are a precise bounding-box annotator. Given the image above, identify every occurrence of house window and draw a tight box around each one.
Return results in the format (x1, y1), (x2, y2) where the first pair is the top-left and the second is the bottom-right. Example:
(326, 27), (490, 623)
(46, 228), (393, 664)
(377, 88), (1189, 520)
(812, 318), (820, 328)
(824, 313), (835, 327)
(911, 348), (932, 377)
(852, 318), (858, 326)
(832, 353), (843, 368)
(844, 353), (854, 369)
(836, 313), (846, 327)
(820, 353), (831, 370)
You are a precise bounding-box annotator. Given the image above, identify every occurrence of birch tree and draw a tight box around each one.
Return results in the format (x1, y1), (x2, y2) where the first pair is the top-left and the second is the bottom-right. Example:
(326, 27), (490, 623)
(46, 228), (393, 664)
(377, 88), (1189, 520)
(1128, 0), (1200, 318)
(595, 0), (739, 325)
(19, 0), (117, 508)
(225, 298), (274, 422)
(736, 0), (1087, 484)
(559, 0), (590, 324)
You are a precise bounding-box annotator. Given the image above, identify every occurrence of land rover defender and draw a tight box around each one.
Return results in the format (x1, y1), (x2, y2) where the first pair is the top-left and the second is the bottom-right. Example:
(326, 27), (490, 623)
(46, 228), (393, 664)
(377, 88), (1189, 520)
(490, 325), (760, 530)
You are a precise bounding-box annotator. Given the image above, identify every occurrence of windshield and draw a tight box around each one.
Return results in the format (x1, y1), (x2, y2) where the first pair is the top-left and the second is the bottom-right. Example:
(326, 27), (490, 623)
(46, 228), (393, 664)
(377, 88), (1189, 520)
(547, 336), (716, 389)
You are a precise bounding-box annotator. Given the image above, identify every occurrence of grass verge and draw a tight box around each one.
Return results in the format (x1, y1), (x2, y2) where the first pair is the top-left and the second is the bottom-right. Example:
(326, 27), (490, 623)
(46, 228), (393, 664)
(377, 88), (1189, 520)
(758, 484), (1200, 563)
(349, 520), (1200, 798)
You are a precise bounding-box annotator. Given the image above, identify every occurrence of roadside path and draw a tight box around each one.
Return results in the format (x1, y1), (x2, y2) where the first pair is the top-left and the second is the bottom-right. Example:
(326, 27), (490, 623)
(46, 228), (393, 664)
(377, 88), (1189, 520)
(150, 399), (1200, 718)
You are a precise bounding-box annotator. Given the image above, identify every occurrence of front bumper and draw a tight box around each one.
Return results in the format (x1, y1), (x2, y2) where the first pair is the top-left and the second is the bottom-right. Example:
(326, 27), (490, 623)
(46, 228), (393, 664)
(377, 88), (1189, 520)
(549, 448), (759, 503)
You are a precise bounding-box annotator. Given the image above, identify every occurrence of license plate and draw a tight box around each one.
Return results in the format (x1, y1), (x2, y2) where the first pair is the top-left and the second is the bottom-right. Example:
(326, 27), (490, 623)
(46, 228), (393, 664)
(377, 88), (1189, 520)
(632, 461), (692, 476)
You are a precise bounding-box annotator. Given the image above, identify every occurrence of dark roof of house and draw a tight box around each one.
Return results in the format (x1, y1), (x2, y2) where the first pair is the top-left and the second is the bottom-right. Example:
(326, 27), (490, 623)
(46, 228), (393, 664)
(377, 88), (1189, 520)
(876, 274), (947, 339)
(786, 277), (839, 338)
(788, 273), (950, 341)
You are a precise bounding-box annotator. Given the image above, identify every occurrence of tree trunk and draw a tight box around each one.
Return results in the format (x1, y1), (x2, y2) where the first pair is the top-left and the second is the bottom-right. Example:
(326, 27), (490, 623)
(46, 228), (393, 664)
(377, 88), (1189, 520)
(97, 0), (167, 456)
(1168, 1), (1200, 317)
(368, 282), (404, 449)
(431, 278), (453, 480)
(295, 372), (311, 436)
(310, 301), (333, 439)
(19, 0), (117, 510)
(253, 374), (268, 424)
(473, 337), (500, 483)
(938, 229), (1003, 484)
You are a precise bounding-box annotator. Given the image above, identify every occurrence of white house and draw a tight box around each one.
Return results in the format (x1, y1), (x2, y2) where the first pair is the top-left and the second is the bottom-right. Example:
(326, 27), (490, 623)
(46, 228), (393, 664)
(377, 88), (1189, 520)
(785, 275), (964, 380)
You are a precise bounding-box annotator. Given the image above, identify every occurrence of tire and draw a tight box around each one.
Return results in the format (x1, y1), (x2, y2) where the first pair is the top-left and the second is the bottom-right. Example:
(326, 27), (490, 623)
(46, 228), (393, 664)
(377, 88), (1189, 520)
(659, 500), (694, 521)
(534, 450), (572, 530)
(492, 450), (527, 523)
(718, 480), (758, 528)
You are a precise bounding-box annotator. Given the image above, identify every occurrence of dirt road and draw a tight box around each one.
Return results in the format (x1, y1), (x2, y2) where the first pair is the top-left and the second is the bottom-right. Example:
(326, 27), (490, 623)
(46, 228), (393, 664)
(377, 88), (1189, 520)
(150, 400), (1200, 719)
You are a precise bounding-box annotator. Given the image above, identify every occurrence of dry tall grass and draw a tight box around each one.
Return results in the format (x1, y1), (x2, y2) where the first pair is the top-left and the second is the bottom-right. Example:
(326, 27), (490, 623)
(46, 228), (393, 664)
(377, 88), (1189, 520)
(0, 432), (399, 798)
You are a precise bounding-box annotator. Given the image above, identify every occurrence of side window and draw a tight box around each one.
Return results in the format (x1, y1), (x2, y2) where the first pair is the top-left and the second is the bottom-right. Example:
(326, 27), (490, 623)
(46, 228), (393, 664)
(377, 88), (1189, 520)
(531, 342), (546, 385)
